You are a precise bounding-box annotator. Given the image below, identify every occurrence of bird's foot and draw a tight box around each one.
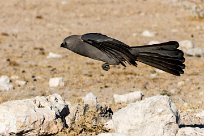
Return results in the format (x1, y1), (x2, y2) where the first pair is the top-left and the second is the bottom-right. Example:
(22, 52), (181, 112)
(102, 63), (110, 71)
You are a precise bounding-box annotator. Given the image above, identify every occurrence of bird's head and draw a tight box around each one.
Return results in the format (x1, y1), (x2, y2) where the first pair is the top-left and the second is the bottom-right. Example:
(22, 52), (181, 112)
(60, 35), (80, 50)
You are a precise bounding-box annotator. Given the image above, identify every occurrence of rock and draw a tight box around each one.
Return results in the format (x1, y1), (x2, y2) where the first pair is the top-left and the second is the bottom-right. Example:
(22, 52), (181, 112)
(49, 77), (64, 87)
(149, 73), (157, 78)
(83, 92), (97, 107)
(98, 133), (127, 136)
(110, 95), (179, 136)
(195, 110), (204, 118)
(155, 69), (165, 74)
(186, 48), (204, 57)
(0, 76), (13, 91)
(10, 75), (19, 80)
(179, 40), (194, 52)
(15, 80), (27, 86)
(0, 94), (69, 135)
(47, 52), (62, 59)
(141, 30), (155, 37)
(176, 127), (204, 136)
(177, 81), (185, 87)
(113, 91), (143, 104)
(132, 33), (137, 37)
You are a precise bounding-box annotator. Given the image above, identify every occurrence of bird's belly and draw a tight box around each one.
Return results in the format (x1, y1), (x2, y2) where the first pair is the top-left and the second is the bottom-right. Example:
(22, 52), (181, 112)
(74, 44), (118, 64)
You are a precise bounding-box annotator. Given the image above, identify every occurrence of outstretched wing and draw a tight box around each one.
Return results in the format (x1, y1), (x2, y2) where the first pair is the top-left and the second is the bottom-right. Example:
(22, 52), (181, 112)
(81, 33), (137, 66)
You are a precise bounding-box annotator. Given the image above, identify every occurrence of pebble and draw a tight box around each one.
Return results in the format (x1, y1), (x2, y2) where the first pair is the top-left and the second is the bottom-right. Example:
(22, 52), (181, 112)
(132, 33), (137, 37)
(10, 75), (19, 80)
(177, 81), (185, 87)
(83, 92), (97, 107)
(49, 77), (64, 87)
(113, 91), (143, 104)
(155, 69), (165, 74)
(186, 48), (204, 57)
(195, 110), (204, 118)
(141, 30), (155, 37)
(47, 52), (62, 59)
(0, 76), (13, 91)
(15, 80), (27, 86)
(179, 40), (194, 52)
(149, 73), (157, 79)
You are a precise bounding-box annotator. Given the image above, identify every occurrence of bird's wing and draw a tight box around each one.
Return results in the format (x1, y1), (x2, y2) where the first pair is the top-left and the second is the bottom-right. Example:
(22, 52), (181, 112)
(81, 33), (137, 66)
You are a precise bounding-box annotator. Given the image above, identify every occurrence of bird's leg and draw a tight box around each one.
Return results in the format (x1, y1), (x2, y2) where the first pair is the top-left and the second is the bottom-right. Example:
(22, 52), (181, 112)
(102, 63), (110, 71)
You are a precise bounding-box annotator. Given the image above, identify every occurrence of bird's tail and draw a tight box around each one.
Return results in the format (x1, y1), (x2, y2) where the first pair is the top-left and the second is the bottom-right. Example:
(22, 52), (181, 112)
(130, 41), (185, 76)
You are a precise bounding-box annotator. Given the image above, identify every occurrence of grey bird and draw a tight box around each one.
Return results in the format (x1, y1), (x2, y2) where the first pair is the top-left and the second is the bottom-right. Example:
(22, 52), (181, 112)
(61, 33), (185, 76)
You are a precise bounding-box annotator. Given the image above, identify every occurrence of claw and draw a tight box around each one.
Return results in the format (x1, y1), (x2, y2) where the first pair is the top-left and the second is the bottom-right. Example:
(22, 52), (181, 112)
(102, 63), (110, 71)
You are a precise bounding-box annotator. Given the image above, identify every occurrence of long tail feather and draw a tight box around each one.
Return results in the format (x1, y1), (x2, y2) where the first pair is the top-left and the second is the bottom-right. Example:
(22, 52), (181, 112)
(130, 41), (185, 76)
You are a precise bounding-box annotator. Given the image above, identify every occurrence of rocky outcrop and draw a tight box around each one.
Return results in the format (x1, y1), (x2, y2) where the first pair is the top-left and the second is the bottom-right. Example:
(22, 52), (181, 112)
(0, 94), (69, 135)
(177, 127), (204, 136)
(106, 95), (179, 136)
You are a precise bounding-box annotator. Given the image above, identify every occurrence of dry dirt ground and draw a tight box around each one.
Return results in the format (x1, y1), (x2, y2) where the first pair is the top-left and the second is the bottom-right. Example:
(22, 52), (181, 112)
(0, 0), (204, 128)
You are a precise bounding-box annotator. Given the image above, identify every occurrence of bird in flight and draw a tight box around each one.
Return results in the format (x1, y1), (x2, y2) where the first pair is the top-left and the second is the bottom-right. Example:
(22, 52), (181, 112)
(61, 33), (185, 76)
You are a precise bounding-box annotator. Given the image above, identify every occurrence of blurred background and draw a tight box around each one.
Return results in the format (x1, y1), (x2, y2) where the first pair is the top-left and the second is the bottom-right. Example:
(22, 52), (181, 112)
(0, 0), (204, 115)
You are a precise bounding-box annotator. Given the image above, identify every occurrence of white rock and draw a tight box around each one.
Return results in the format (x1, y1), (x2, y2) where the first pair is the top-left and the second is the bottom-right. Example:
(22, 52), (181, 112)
(171, 29), (178, 33)
(83, 92), (97, 106)
(179, 40), (194, 52)
(177, 81), (185, 87)
(155, 69), (165, 73)
(61, 0), (68, 5)
(15, 80), (27, 86)
(98, 133), (127, 136)
(113, 91), (143, 104)
(49, 77), (64, 87)
(149, 73), (157, 78)
(110, 95), (179, 136)
(141, 30), (155, 37)
(148, 40), (160, 45)
(186, 48), (204, 57)
(195, 110), (204, 118)
(0, 76), (13, 91)
(0, 94), (69, 135)
(132, 33), (137, 37)
(176, 127), (204, 136)
(10, 75), (19, 80)
(47, 52), (62, 59)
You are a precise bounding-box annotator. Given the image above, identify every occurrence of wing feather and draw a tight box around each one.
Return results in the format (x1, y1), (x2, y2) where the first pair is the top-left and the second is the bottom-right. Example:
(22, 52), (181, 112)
(81, 33), (137, 66)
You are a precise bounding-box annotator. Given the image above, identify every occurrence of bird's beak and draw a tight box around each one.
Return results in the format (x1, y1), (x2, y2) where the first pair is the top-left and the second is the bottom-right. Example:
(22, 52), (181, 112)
(61, 43), (65, 48)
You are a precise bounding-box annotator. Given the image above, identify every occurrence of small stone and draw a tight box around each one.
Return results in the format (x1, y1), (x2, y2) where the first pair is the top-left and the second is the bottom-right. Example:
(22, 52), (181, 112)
(83, 92), (97, 107)
(179, 40), (194, 52)
(61, 0), (68, 5)
(49, 77), (64, 87)
(15, 80), (27, 86)
(10, 75), (19, 80)
(132, 33), (137, 37)
(171, 29), (178, 33)
(155, 69), (165, 74)
(177, 81), (185, 87)
(0, 76), (13, 91)
(113, 91), (143, 104)
(186, 48), (204, 57)
(47, 52), (62, 59)
(150, 73), (157, 78)
(195, 110), (204, 118)
(141, 30), (155, 37)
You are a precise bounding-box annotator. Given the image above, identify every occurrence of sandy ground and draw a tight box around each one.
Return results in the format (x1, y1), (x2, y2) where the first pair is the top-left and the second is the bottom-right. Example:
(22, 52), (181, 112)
(0, 0), (204, 126)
